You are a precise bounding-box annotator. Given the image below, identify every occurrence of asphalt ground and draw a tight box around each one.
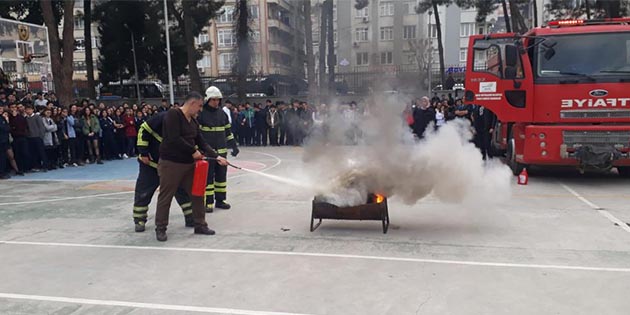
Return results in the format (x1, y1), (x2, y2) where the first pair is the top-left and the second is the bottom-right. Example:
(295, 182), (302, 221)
(0, 147), (629, 315)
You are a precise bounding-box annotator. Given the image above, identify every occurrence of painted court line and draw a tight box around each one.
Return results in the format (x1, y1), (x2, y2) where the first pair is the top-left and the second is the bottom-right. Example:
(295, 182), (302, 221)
(561, 183), (630, 233)
(0, 191), (133, 206)
(1, 240), (629, 273)
(0, 293), (311, 315)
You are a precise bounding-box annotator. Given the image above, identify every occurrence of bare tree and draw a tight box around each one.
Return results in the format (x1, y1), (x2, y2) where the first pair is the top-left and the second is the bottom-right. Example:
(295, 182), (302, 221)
(325, 0), (335, 94)
(318, 1), (328, 97)
(41, 0), (75, 106)
(234, 0), (251, 102)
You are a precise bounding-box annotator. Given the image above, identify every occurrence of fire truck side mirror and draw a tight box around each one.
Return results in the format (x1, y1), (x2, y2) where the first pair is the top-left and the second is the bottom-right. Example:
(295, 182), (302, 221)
(505, 45), (518, 67)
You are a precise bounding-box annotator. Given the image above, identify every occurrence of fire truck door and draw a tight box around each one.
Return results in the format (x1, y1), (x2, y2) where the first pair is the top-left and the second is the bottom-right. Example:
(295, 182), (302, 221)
(465, 35), (534, 122)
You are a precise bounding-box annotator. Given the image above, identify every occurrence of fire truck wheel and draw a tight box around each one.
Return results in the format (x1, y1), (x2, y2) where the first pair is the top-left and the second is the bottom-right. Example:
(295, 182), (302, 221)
(507, 138), (526, 176)
(617, 167), (630, 178)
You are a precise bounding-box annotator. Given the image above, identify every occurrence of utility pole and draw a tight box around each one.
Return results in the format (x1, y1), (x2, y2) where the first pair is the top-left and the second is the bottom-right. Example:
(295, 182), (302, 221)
(164, 0), (175, 105)
(124, 24), (141, 104)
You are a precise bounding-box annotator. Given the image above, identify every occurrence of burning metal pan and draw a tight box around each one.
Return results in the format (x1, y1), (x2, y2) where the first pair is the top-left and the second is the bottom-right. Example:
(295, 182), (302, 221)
(310, 193), (390, 233)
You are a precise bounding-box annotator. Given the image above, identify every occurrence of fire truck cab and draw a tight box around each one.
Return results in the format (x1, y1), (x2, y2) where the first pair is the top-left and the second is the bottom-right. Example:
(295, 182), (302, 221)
(465, 18), (630, 176)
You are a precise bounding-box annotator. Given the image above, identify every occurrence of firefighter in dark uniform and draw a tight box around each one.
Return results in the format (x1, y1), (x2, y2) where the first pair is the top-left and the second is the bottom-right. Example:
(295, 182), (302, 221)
(472, 105), (497, 160)
(199, 86), (239, 212)
(133, 111), (194, 232)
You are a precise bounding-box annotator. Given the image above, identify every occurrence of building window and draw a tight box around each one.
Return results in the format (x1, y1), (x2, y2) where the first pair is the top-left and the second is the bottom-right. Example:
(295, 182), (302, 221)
(403, 25), (416, 39)
(460, 23), (474, 37)
(356, 52), (369, 65)
(74, 38), (85, 51)
(379, 2), (394, 16)
(219, 53), (235, 70)
(249, 5), (259, 19)
(25, 62), (42, 75)
(460, 48), (468, 62)
(91, 36), (100, 48)
(380, 27), (393, 41)
(197, 34), (209, 45)
(333, 5), (337, 21)
(2, 61), (16, 73)
(74, 16), (84, 29)
(197, 55), (211, 68)
(333, 30), (337, 43)
(380, 51), (393, 65)
(403, 2), (416, 15)
(252, 30), (260, 42)
(218, 29), (235, 47)
(428, 24), (438, 38)
(73, 61), (87, 73)
(356, 7), (368, 18)
(218, 6), (234, 23)
(16, 41), (34, 58)
(355, 28), (368, 42)
(74, 0), (84, 8)
(478, 25), (485, 34)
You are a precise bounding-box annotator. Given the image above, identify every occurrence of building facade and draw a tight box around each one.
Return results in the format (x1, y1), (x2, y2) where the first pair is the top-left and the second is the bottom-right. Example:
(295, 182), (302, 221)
(199, 0), (306, 95)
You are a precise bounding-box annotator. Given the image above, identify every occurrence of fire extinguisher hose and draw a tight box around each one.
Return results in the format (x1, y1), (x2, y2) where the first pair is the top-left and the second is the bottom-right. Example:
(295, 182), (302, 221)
(203, 156), (242, 170)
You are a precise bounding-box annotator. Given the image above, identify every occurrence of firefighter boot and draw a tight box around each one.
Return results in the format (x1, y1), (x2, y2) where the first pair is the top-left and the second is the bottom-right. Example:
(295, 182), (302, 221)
(205, 203), (214, 213)
(216, 201), (231, 210)
(135, 221), (146, 233)
(194, 226), (216, 235)
(184, 215), (194, 228)
(155, 227), (167, 242)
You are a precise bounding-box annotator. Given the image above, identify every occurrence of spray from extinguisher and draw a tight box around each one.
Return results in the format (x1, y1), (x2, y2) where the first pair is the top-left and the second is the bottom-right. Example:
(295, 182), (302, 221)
(517, 168), (528, 185)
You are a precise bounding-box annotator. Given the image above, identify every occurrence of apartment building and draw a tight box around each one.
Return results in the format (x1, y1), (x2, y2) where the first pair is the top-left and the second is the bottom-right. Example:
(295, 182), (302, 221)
(69, 0), (100, 82)
(200, 0), (306, 95)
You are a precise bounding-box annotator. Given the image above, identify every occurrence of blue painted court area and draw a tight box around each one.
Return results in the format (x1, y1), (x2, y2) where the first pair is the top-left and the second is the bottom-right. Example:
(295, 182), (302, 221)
(11, 159), (139, 181)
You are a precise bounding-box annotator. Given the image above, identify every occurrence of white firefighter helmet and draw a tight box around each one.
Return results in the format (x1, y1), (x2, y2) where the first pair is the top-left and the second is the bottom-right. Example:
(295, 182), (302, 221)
(204, 86), (223, 101)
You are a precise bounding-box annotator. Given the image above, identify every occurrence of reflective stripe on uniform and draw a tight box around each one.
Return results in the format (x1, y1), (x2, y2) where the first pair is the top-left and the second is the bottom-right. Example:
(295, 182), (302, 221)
(217, 148), (228, 154)
(182, 209), (193, 215)
(200, 126), (226, 132)
(142, 122), (163, 142)
(215, 181), (227, 193)
(205, 191), (215, 196)
(225, 124), (231, 129)
(133, 206), (149, 212)
(226, 134), (235, 140)
(180, 202), (192, 209)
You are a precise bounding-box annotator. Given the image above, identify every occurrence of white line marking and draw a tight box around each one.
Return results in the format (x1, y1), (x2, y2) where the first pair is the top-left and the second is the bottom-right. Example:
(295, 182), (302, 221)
(561, 183), (630, 233)
(1, 240), (629, 273)
(229, 150), (282, 180)
(0, 293), (312, 315)
(0, 191), (133, 206)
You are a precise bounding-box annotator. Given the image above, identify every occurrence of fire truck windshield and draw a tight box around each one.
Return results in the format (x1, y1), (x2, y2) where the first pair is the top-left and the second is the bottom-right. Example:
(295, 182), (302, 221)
(536, 32), (630, 82)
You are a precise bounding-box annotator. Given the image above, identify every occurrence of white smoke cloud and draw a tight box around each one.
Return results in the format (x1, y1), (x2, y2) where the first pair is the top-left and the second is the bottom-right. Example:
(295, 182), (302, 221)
(302, 93), (512, 207)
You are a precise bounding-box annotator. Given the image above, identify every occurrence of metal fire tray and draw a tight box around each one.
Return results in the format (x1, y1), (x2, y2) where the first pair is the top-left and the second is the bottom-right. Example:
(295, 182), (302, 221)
(310, 194), (390, 233)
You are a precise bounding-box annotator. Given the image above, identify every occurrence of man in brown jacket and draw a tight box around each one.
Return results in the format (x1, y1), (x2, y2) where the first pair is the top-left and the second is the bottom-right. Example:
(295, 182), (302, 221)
(155, 92), (228, 242)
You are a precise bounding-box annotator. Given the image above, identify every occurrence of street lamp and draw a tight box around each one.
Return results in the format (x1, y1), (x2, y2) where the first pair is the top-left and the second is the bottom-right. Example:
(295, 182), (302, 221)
(123, 23), (141, 104)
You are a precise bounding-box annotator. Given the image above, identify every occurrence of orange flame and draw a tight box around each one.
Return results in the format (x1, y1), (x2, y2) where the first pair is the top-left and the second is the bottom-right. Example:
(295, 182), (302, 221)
(375, 194), (385, 204)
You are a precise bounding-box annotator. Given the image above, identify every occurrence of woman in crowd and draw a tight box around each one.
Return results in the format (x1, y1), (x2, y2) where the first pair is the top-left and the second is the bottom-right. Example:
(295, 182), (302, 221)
(123, 108), (137, 157)
(99, 110), (117, 160)
(82, 107), (103, 164)
(42, 108), (58, 170)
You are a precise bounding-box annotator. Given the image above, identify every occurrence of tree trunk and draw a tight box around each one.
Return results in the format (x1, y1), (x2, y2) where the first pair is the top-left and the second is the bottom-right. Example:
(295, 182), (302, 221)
(235, 0), (250, 103)
(303, 0), (316, 99)
(325, 0), (335, 94)
(584, 0), (592, 19)
(182, 1), (202, 93)
(500, 0), (511, 33)
(432, 2), (445, 88)
(318, 3), (327, 97)
(41, 0), (75, 106)
(508, 0), (528, 34)
(84, 0), (96, 99)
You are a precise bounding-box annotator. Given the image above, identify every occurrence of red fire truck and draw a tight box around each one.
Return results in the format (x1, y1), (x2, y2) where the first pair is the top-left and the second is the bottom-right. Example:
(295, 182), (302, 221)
(465, 18), (630, 177)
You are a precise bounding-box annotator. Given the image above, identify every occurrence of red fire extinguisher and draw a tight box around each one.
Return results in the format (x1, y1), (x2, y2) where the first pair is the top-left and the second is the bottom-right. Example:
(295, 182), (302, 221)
(192, 160), (209, 197)
(517, 168), (528, 185)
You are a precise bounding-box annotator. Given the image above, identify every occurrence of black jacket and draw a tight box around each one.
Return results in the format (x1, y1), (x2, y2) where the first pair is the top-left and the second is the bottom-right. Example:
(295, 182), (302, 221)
(0, 116), (10, 145)
(198, 104), (237, 156)
(412, 107), (436, 138)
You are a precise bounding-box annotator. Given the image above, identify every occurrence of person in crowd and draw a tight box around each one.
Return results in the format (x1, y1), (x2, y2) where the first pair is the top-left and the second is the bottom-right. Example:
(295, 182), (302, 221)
(99, 110), (117, 160)
(266, 104), (280, 146)
(42, 108), (58, 170)
(238, 102), (254, 146)
(253, 103), (267, 146)
(277, 102), (287, 146)
(25, 104), (47, 172)
(123, 108), (137, 157)
(82, 107), (103, 164)
(9, 104), (29, 172)
(0, 106), (12, 179)
(412, 97), (436, 139)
